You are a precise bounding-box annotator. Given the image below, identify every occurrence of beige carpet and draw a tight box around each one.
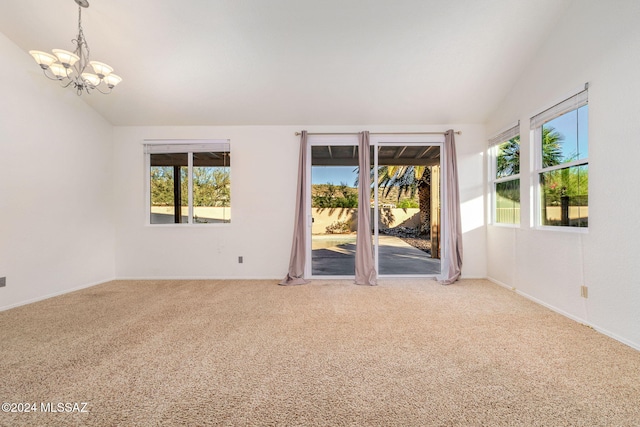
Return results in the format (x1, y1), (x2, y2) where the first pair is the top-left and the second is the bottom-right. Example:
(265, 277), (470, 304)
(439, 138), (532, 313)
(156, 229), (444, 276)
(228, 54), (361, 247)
(1, 279), (639, 426)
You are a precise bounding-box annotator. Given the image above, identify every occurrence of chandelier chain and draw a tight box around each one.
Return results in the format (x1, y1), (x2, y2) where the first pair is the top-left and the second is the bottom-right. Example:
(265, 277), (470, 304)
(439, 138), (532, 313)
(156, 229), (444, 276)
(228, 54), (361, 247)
(73, 5), (90, 75)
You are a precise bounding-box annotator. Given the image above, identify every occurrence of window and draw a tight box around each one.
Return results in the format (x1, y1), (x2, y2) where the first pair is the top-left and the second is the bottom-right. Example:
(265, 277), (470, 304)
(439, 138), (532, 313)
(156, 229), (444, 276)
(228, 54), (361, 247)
(531, 87), (588, 228)
(489, 123), (520, 225)
(144, 140), (230, 224)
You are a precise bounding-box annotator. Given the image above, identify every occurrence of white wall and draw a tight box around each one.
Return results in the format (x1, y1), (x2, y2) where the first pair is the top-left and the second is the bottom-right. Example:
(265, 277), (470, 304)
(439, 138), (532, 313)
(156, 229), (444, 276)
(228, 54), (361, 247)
(486, 0), (640, 349)
(0, 32), (116, 310)
(113, 124), (486, 280)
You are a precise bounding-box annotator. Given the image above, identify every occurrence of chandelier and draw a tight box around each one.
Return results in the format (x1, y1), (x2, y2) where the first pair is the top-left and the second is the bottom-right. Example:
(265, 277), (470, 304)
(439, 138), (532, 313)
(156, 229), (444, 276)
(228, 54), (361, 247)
(28, 0), (121, 95)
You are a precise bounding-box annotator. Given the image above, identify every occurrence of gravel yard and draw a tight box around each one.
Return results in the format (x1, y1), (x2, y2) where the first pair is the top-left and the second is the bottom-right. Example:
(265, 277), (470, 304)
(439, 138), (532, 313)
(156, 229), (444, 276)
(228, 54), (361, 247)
(379, 227), (432, 254)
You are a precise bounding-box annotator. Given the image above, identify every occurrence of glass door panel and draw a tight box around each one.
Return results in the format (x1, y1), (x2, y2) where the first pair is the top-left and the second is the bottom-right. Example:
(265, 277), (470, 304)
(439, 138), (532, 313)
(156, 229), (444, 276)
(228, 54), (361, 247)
(375, 145), (441, 275)
(311, 145), (359, 276)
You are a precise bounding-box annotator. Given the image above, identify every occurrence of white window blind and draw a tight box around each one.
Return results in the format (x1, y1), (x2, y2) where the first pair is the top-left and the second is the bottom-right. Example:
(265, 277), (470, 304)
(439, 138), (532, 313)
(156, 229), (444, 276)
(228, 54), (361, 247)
(143, 139), (230, 154)
(488, 122), (520, 147)
(530, 85), (588, 129)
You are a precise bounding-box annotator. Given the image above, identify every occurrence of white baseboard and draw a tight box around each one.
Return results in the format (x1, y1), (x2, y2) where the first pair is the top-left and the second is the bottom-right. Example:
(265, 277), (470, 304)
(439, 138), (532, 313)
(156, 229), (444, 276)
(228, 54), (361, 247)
(0, 277), (116, 312)
(487, 277), (640, 352)
(114, 276), (283, 281)
(488, 277), (516, 290)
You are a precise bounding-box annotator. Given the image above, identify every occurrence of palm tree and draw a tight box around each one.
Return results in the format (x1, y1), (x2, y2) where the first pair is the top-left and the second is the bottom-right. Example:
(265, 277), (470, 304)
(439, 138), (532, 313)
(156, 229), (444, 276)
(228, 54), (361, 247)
(540, 127), (564, 224)
(376, 165), (431, 235)
(541, 127), (563, 168)
(496, 128), (563, 178)
(496, 136), (520, 177)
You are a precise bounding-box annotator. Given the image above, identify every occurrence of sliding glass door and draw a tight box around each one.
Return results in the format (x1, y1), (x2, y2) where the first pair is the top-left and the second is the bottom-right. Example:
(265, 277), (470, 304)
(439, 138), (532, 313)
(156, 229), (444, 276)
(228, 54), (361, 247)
(307, 135), (442, 278)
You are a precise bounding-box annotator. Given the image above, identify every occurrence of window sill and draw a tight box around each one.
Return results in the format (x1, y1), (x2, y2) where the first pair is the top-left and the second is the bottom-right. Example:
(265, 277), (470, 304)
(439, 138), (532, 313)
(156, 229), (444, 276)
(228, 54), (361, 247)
(489, 223), (520, 229)
(145, 223), (231, 228)
(534, 225), (588, 234)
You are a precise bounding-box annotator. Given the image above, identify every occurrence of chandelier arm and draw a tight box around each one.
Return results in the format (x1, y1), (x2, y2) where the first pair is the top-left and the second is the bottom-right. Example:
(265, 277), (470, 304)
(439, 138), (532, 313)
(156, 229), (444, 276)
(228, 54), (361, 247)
(41, 69), (63, 81)
(41, 68), (77, 89)
(60, 79), (76, 89)
(93, 85), (113, 95)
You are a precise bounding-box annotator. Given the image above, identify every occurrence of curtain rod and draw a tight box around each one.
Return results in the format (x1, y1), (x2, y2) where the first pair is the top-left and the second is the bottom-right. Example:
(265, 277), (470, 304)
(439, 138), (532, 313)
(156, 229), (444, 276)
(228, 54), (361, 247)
(294, 131), (461, 136)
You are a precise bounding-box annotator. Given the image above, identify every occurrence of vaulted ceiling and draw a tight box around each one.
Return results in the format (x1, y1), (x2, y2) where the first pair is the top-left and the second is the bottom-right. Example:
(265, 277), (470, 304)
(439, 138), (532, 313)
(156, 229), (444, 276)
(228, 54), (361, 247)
(0, 0), (572, 126)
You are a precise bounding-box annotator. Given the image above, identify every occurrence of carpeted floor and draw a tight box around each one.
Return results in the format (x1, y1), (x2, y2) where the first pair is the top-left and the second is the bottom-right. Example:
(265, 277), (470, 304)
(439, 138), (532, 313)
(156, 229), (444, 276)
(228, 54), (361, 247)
(1, 279), (639, 426)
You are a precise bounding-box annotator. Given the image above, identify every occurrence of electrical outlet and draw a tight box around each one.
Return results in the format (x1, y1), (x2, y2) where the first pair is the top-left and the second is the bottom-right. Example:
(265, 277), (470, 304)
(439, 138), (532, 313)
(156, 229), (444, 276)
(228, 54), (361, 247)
(238, 256), (243, 264)
(580, 285), (588, 298)
(0, 277), (6, 287)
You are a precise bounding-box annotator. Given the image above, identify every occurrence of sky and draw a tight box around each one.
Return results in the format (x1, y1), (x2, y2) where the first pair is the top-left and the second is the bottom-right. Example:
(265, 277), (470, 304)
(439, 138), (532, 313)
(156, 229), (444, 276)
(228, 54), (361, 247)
(312, 166), (358, 186)
(544, 105), (588, 161)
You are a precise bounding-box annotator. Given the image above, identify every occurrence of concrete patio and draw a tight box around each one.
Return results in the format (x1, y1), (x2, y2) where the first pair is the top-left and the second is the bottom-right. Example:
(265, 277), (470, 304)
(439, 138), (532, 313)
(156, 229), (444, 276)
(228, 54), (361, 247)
(312, 235), (440, 276)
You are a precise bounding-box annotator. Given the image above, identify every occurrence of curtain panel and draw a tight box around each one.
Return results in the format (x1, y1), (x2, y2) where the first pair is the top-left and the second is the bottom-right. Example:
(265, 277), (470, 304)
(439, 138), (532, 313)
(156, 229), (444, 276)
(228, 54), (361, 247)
(279, 131), (310, 286)
(354, 131), (377, 285)
(437, 130), (463, 284)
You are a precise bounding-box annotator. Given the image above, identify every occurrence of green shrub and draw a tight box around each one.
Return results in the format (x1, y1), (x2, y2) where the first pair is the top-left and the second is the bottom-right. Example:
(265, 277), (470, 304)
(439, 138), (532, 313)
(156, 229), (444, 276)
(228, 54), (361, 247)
(397, 199), (419, 209)
(312, 184), (358, 208)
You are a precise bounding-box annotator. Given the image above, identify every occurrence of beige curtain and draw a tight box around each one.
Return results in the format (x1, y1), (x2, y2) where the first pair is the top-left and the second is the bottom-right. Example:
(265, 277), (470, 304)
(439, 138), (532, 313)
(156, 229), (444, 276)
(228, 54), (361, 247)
(280, 131), (310, 285)
(355, 131), (377, 285)
(437, 130), (463, 284)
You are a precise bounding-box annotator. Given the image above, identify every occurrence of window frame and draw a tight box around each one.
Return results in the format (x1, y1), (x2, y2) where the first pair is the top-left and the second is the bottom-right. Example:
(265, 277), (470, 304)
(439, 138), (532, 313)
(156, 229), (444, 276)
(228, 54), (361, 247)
(531, 87), (589, 232)
(489, 123), (521, 227)
(144, 139), (231, 226)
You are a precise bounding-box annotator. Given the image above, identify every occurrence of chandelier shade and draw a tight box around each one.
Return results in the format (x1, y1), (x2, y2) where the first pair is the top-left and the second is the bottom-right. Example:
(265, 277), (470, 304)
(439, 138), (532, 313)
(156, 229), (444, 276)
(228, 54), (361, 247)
(103, 73), (123, 88)
(29, 51), (58, 68)
(81, 72), (101, 87)
(28, 0), (122, 95)
(89, 61), (113, 78)
(50, 63), (69, 78)
(52, 49), (80, 67)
